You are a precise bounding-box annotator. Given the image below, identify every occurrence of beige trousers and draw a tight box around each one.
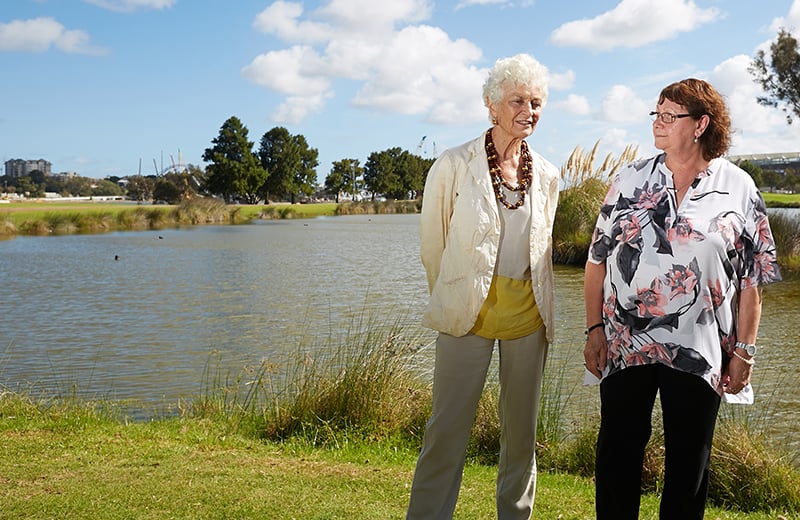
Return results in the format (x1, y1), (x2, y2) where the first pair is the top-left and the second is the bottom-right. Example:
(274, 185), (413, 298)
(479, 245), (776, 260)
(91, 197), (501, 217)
(406, 326), (549, 520)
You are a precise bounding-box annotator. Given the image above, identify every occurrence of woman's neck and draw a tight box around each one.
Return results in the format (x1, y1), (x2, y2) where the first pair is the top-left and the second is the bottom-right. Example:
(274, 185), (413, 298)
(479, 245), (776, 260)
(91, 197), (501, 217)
(491, 127), (523, 161)
(664, 149), (710, 179)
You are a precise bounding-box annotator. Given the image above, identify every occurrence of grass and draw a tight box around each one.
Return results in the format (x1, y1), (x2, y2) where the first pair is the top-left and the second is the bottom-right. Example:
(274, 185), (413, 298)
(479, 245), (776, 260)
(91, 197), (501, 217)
(1, 307), (798, 518)
(764, 192), (800, 207)
(0, 392), (796, 520)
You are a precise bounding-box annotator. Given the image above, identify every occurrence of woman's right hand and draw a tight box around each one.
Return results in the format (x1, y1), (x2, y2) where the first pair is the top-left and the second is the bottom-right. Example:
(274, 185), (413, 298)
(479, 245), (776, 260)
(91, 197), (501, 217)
(583, 261), (608, 379)
(584, 327), (608, 379)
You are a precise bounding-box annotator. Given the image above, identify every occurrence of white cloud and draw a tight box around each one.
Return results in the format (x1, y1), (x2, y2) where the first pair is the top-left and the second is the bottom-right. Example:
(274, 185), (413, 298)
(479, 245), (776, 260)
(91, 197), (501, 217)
(548, 69), (575, 91)
(273, 93), (333, 124)
(244, 0), (488, 125)
(553, 94), (591, 115)
(351, 26), (483, 115)
(455, 0), (509, 9)
(316, 0), (432, 31)
(241, 46), (331, 96)
(707, 54), (800, 154)
(83, 0), (175, 12)
(550, 0), (720, 51)
(601, 84), (649, 123)
(253, 1), (332, 43)
(769, 0), (800, 33)
(601, 128), (637, 155)
(0, 17), (106, 55)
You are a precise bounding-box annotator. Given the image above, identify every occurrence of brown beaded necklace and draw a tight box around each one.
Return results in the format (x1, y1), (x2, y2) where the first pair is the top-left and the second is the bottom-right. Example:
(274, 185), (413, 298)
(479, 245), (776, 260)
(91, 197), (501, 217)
(485, 130), (533, 210)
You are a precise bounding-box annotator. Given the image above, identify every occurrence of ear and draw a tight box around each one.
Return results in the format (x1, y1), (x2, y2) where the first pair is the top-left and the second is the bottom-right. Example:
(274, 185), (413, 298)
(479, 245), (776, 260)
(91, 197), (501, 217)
(696, 114), (710, 137)
(486, 97), (496, 117)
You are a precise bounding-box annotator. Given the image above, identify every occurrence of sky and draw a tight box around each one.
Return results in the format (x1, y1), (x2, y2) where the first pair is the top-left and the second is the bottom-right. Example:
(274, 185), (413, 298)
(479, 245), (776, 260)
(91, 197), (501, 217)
(2, 0), (800, 181)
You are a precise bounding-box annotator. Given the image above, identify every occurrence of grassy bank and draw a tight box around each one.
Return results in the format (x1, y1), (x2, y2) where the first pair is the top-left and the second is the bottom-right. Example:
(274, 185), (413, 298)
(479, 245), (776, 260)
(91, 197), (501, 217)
(0, 396), (791, 520)
(2, 315), (797, 519)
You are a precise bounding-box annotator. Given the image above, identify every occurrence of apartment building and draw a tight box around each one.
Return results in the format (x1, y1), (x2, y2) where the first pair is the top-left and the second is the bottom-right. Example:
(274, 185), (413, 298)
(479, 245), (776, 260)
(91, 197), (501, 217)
(4, 158), (52, 178)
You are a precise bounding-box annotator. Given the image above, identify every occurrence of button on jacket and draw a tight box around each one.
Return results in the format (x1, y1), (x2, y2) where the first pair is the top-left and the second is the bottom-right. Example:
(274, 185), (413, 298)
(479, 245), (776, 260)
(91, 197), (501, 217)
(420, 131), (560, 342)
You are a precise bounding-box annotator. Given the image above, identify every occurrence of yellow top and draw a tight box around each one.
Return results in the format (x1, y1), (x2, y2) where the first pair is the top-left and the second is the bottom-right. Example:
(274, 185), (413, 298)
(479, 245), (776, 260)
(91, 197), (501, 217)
(470, 275), (543, 340)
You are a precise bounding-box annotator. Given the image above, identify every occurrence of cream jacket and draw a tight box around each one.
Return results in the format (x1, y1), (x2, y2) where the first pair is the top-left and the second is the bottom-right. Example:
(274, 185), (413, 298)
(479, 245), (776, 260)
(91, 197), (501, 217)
(420, 131), (560, 342)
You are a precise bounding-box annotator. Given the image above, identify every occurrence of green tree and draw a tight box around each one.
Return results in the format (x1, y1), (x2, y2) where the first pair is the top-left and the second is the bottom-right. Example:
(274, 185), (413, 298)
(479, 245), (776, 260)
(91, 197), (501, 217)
(396, 151), (433, 199)
(16, 176), (44, 198)
(325, 159), (363, 202)
(762, 170), (783, 191)
(363, 148), (432, 200)
(63, 176), (94, 197)
(153, 177), (182, 204)
(92, 179), (124, 197)
(737, 160), (764, 188)
(750, 28), (800, 124)
(126, 175), (155, 201)
(364, 148), (401, 200)
(28, 169), (46, 186)
(203, 116), (267, 204)
(257, 127), (319, 203)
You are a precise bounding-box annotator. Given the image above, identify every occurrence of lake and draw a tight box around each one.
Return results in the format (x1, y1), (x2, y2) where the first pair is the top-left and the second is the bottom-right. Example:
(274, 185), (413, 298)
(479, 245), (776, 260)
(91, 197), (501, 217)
(0, 213), (796, 448)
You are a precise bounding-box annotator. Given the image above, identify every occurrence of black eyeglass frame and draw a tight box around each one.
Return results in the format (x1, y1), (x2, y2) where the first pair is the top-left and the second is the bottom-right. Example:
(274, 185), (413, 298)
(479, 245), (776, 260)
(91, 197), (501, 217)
(649, 111), (693, 123)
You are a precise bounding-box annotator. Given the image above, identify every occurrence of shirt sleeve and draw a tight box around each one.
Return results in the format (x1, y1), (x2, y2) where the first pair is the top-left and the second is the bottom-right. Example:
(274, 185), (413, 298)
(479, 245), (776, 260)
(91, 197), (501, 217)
(740, 191), (782, 289)
(420, 152), (457, 294)
(587, 170), (623, 264)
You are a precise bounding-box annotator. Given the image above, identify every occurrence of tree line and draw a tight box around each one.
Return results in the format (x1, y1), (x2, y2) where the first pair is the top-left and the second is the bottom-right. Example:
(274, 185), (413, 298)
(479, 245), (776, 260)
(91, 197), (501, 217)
(200, 116), (434, 205)
(2, 29), (797, 203)
(0, 117), (434, 205)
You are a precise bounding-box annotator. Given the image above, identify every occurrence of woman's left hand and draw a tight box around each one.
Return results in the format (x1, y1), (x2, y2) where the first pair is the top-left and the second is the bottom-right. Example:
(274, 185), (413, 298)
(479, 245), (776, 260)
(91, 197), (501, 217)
(722, 356), (753, 394)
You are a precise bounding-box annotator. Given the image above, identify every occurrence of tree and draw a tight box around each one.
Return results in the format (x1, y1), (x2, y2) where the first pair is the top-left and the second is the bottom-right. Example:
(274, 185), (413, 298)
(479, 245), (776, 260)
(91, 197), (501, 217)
(325, 159), (363, 202)
(203, 116), (267, 204)
(364, 148), (401, 200)
(153, 177), (182, 204)
(363, 148), (432, 200)
(257, 127), (319, 203)
(762, 170), (782, 192)
(396, 151), (433, 199)
(63, 176), (94, 197)
(126, 175), (155, 202)
(92, 179), (124, 197)
(750, 28), (800, 124)
(737, 160), (764, 188)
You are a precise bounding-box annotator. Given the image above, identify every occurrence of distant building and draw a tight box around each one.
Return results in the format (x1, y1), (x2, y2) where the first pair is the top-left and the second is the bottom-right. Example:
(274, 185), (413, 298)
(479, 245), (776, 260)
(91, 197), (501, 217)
(4, 158), (52, 178)
(727, 152), (800, 175)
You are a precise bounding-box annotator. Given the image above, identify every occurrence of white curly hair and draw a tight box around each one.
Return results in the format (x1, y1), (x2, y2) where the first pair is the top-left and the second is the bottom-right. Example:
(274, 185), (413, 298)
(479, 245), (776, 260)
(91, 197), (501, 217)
(482, 54), (550, 109)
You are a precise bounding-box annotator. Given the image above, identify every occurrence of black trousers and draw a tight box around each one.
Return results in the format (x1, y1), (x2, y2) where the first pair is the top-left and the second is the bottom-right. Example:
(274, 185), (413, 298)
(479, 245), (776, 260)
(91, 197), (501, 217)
(595, 364), (722, 520)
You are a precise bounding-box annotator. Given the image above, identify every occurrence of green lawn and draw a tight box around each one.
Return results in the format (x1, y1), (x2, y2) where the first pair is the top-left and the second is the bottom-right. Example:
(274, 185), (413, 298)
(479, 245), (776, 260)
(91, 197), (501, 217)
(762, 191), (800, 206)
(0, 395), (794, 520)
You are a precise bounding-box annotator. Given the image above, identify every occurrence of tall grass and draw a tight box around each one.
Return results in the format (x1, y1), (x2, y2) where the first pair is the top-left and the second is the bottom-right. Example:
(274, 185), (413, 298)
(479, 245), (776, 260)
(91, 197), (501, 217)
(554, 141), (639, 265)
(336, 200), (421, 215)
(560, 140), (639, 190)
(190, 308), (800, 514)
(193, 309), (433, 445)
(0, 198), (244, 237)
(767, 211), (800, 273)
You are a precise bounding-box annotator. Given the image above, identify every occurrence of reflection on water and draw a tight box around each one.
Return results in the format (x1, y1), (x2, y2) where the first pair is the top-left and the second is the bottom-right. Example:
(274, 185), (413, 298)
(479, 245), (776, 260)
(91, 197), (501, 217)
(0, 214), (796, 448)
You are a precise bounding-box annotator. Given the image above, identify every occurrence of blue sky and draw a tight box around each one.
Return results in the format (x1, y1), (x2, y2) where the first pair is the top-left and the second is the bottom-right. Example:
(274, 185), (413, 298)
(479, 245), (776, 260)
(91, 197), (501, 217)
(2, 0), (800, 180)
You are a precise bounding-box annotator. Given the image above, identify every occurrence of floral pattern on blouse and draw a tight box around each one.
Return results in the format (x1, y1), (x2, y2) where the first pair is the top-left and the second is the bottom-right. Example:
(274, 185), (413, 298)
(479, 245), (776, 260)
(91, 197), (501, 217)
(588, 154), (782, 394)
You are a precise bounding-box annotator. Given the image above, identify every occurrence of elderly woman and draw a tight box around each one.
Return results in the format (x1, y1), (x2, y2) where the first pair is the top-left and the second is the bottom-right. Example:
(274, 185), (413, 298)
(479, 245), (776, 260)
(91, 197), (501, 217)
(406, 54), (559, 520)
(583, 78), (782, 519)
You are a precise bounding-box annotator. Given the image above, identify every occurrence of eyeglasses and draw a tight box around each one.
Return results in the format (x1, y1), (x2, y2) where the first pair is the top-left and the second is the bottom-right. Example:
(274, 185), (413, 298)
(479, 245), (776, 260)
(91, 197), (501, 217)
(650, 111), (692, 124)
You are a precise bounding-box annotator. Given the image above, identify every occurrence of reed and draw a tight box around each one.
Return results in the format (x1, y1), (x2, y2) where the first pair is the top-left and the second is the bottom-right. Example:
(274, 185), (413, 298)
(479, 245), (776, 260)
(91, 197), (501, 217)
(767, 211), (800, 272)
(0, 198), (249, 237)
(193, 308), (433, 445)
(335, 200), (421, 215)
(553, 141), (639, 265)
(190, 307), (800, 514)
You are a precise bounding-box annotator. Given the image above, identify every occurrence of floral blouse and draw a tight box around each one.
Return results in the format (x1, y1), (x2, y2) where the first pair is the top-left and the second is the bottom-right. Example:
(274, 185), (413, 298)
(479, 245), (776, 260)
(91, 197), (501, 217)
(588, 154), (782, 394)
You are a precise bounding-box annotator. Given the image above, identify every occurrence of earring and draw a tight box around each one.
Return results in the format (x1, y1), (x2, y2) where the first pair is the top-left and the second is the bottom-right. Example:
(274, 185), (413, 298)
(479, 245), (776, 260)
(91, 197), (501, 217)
(492, 116), (498, 125)
(693, 136), (698, 143)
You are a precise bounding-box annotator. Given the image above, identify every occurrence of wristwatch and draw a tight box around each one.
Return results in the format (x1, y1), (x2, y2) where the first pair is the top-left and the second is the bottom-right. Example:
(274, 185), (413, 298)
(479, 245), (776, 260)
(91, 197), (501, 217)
(735, 341), (757, 357)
